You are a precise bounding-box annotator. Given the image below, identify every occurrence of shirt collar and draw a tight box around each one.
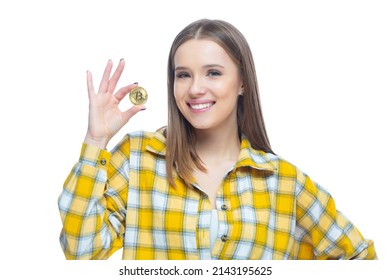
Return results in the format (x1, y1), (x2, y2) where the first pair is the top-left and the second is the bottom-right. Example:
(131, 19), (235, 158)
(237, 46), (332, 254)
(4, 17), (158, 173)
(145, 130), (167, 156)
(146, 132), (277, 172)
(234, 135), (277, 172)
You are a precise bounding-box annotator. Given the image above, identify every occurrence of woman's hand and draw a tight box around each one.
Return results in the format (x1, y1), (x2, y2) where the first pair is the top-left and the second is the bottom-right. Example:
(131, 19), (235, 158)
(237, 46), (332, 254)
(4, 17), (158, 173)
(84, 59), (145, 149)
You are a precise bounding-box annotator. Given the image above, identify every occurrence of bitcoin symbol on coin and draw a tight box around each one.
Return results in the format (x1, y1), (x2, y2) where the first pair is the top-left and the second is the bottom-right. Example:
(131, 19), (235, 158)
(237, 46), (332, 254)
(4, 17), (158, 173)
(129, 86), (148, 105)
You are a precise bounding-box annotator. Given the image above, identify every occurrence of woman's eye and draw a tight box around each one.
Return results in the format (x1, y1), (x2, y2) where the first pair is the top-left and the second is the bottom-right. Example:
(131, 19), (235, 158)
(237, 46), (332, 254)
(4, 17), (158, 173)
(207, 70), (221, 77)
(176, 72), (190, 79)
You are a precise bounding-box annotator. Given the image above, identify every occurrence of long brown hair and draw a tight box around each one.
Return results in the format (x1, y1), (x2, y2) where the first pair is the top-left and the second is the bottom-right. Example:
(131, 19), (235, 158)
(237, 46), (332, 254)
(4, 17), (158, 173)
(166, 19), (273, 187)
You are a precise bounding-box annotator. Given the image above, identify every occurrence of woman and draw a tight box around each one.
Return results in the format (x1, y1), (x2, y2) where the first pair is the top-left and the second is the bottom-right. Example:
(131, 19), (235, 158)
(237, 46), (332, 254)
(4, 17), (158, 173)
(58, 19), (377, 260)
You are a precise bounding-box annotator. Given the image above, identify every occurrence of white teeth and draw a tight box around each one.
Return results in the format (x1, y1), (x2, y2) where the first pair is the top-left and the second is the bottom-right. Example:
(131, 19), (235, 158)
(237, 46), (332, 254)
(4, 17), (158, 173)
(190, 102), (214, 110)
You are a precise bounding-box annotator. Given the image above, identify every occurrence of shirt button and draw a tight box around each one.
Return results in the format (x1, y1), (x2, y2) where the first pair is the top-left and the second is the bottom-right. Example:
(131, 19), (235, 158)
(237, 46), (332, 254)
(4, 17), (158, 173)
(100, 159), (107, 165)
(221, 235), (228, 242)
(221, 204), (228, 211)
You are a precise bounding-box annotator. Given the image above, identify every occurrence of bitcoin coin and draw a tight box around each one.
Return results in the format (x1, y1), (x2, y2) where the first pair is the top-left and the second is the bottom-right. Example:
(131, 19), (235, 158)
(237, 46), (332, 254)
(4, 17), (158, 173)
(129, 86), (148, 105)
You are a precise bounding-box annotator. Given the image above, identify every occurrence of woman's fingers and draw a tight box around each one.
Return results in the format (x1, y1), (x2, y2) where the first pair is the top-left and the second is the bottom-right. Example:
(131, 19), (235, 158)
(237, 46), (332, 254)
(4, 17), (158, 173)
(97, 59), (113, 94)
(114, 83), (138, 101)
(122, 105), (146, 123)
(86, 70), (96, 99)
(107, 59), (125, 94)
(88, 60), (139, 108)
(96, 59), (126, 95)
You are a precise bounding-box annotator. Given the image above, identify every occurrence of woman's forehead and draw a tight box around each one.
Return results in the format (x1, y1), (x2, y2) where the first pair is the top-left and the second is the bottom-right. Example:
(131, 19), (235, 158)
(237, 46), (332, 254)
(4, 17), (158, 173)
(174, 39), (235, 68)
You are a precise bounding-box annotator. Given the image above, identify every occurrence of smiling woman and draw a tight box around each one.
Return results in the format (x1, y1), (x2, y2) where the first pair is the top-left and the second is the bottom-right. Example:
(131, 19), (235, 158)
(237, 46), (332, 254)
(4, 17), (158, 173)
(57, 19), (377, 260)
(174, 40), (242, 131)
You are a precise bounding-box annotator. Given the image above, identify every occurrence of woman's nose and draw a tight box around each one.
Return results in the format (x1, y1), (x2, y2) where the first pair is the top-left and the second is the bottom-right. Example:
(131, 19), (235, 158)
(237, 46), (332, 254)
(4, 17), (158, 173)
(188, 76), (206, 97)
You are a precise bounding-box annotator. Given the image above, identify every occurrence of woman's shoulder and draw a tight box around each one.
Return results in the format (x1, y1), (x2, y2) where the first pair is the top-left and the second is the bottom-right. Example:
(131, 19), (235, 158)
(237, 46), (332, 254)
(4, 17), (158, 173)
(241, 136), (306, 180)
(259, 151), (310, 184)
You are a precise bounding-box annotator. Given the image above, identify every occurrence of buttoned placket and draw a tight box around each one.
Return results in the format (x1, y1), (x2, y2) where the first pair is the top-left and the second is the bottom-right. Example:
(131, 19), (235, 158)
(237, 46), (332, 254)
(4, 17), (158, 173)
(190, 183), (213, 259)
(210, 168), (234, 258)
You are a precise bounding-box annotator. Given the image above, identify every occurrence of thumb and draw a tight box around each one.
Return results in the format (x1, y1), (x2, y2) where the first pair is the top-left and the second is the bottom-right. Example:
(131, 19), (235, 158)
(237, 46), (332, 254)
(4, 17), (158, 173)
(122, 105), (146, 123)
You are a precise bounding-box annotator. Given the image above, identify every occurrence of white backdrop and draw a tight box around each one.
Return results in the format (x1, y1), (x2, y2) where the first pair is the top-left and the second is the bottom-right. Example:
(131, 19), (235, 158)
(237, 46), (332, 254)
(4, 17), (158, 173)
(1, 0), (389, 278)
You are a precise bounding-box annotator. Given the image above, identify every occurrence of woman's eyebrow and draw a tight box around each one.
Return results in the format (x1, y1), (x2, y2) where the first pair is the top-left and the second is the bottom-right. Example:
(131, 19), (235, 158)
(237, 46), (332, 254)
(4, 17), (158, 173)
(175, 64), (225, 71)
(174, 66), (188, 71)
(203, 64), (224, 69)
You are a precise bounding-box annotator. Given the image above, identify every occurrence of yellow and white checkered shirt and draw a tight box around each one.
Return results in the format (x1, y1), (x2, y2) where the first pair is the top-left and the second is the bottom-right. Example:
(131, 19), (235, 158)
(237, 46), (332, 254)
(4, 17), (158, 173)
(58, 130), (376, 260)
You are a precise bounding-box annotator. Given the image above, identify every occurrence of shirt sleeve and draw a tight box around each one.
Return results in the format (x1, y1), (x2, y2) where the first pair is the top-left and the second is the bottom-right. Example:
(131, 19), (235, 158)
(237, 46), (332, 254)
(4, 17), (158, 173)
(58, 136), (130, 260)
(294, 171), (377, 259)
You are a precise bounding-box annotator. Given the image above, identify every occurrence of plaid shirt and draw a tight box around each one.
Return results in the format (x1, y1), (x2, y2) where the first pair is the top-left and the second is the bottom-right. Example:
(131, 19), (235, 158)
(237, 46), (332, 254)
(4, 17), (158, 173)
(58, 130), (376, 260)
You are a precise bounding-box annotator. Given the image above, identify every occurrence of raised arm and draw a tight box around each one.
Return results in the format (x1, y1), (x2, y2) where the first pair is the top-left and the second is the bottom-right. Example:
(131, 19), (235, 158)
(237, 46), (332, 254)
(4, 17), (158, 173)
(58, 60), (143, 259)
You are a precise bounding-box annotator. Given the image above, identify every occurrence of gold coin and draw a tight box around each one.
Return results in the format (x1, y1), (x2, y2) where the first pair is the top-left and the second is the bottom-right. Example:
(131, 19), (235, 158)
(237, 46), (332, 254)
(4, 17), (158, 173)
(129, 86), (148, 105)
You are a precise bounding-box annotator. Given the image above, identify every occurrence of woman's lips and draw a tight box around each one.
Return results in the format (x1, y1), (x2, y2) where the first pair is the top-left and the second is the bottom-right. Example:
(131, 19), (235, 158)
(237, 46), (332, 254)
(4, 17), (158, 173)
(188, 101), (215, 110)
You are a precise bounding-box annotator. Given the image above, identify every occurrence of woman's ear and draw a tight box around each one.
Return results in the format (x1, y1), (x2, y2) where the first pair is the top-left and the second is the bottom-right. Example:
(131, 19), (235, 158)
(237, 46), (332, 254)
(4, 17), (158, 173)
(239, 84), (245, 96)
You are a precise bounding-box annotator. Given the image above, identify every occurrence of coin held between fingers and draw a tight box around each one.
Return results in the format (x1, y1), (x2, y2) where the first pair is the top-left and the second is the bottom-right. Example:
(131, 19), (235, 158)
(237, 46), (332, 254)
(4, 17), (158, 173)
(129, 86), (148, 105)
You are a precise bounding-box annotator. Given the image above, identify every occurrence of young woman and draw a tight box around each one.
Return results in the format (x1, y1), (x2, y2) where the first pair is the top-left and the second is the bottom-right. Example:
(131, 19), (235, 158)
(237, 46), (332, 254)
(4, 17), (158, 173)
(58, 19), (377, 260)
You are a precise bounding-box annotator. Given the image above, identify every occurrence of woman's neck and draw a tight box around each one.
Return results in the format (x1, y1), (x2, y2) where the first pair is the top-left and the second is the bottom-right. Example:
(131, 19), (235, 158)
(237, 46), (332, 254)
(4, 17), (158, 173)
(195, 125), (241, 163)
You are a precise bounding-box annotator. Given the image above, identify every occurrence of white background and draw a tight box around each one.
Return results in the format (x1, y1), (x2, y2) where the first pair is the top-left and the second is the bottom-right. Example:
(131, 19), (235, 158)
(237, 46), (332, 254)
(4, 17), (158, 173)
(1, 0), (389, 278)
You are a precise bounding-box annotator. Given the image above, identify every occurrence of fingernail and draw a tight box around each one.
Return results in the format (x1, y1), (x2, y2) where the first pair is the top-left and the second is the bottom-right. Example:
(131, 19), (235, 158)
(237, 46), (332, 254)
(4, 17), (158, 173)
(134, 82), (138, 84)
(141, 107), (146, 111)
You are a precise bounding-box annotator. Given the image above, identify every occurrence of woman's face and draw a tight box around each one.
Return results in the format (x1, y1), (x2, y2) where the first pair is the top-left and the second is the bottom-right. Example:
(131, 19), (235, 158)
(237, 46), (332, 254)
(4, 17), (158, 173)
(173, 39), (243, 132)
